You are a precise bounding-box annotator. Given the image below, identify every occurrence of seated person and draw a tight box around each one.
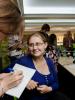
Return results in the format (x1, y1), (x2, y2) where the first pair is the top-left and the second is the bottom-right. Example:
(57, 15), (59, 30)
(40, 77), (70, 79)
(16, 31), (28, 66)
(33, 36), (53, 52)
(46, 34), (58, 66)
(4, 32), (71, 100)
(40, 24), (58, 70)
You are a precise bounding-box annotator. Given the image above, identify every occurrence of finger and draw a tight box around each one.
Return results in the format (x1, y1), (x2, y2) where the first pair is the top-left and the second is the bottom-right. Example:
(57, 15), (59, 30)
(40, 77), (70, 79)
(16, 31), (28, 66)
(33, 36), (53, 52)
(31, 81), (38, 87)
(14, 70), (23, 75)
(28, 83), (37, 90)
(8, 79), (22, 89)
(28, 83), (36, 89)
(38, 85), (45, 88)
(5, 72), (14, 77)
(0, 73), (12, 79)
(34, 82), (38, 87)
(37, 87), (42, 90)
(32, 83), (37, 89)
(6, 73), (23, 84)
(0, 73), (7, 77)
(37, 86), (43, 89)
(0, 73), (13, 81)
(27, 85), (33, 90)
(12, 74), (24, 82)
(37, 88), (44, 93)
(28, 86), (32, 90)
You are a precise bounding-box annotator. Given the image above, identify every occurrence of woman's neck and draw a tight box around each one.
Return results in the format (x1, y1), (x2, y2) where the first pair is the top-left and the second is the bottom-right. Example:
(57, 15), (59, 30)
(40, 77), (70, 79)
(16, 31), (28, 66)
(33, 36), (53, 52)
(33, 56), (44, 63)
(33, 55), (50, 75)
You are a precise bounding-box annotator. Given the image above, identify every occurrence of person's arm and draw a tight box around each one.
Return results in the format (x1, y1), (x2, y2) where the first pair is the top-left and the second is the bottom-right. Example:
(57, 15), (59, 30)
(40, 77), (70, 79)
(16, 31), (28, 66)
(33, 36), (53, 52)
(0, 71), (23, 97)
(48, 58), (59, 90)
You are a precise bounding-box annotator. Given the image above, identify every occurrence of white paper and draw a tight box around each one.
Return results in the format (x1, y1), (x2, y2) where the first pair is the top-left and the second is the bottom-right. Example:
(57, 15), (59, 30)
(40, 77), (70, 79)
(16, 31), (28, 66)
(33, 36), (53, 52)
(6, 63), (36, 98)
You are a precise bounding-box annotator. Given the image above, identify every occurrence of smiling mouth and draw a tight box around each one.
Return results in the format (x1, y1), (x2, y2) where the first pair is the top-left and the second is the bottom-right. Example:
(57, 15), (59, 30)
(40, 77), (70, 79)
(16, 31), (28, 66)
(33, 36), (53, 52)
(33, 50), (40, 52)
(34, 51), (39, 53)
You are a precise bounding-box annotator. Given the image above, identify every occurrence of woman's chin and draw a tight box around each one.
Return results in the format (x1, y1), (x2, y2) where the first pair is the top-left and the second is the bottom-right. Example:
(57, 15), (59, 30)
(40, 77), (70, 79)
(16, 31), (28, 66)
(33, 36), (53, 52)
(32, 53), (41, 57)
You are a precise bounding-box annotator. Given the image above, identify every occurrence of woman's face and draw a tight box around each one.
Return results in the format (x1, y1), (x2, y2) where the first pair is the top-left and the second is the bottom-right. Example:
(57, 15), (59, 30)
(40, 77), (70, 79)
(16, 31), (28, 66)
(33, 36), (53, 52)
(28, 35), (47, 58)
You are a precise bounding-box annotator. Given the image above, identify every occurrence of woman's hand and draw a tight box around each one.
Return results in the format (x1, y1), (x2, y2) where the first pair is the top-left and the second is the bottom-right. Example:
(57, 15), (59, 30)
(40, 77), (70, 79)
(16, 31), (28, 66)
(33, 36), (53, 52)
(0, 70), (23, 92)
(26, 80), (38, 90)
(0, 73), (9, 79)
(37, 85), (52, 94)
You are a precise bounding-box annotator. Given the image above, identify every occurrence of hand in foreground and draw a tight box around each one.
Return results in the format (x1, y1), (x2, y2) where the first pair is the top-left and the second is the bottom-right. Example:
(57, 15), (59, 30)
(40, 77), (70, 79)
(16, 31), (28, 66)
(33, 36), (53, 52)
(0, 73), (10, 80)
(37, 85), (52, 94)
(0, 70), (23, 93)
(26, 80), (38, 90)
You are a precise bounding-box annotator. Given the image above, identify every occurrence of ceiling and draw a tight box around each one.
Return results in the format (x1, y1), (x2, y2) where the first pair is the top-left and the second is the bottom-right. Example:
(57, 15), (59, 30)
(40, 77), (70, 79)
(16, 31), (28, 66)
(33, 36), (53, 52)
(17, 0), (75, 33)
(23, 0), (75, 7)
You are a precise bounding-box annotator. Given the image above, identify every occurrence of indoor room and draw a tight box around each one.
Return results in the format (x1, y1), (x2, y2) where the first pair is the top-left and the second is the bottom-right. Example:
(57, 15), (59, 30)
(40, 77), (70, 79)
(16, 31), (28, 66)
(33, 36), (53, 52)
(0, 0), (75, 100)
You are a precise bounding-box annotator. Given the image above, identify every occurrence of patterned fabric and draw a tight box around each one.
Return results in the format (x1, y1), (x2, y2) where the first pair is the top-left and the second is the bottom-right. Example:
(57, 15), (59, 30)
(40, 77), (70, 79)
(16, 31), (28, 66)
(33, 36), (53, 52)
(46, 46), (58, 66)
(8, 34), (23, 61)
(8, 34), (20, 47)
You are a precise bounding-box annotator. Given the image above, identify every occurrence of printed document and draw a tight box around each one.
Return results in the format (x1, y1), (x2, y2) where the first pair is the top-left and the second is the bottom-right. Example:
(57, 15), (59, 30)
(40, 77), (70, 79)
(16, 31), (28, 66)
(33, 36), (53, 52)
(6, 63), (36, 98)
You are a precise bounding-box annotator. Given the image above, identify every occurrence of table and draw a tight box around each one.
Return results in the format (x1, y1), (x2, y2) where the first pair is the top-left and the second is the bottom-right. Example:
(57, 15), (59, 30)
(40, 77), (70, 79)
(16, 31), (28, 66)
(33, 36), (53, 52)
(58, 57), (75, 100)
(58, 56), (75, 76)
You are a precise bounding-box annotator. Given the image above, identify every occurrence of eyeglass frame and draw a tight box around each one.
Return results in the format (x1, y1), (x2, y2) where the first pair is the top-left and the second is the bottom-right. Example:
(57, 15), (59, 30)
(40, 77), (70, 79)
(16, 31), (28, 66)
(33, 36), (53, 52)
(28, 42), (44, 48)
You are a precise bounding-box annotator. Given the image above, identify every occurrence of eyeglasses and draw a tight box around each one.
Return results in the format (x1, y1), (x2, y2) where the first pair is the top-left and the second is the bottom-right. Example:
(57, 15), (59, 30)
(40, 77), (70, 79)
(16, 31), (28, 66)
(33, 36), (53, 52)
(28, 42), (44, 47)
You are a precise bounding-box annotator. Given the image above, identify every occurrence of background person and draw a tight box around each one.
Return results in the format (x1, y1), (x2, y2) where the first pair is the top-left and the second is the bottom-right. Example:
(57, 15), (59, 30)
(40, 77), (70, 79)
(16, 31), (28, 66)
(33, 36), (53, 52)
(63, 31), (73, 56)
(47, 34), (58, 70)
(40, 23), (50, 45)
(40, 24), (58, 69)
(0, 0), (24, 98)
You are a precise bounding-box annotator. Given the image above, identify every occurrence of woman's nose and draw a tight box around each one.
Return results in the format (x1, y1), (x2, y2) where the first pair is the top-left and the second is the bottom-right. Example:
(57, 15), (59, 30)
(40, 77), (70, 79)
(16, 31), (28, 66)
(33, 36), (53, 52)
(33, 45), (38, 49)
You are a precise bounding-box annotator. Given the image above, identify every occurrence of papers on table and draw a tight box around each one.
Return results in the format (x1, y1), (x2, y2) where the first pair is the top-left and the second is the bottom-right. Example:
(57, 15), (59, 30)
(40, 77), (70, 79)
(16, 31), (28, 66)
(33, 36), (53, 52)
(6, 64), (36, 98)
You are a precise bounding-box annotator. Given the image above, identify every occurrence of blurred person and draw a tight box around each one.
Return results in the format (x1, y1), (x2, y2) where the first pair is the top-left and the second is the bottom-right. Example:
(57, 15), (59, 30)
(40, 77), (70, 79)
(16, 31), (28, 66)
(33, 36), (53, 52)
(40, 23), (50, 33)
(0, 0), (24, 97)
(47, 34), (58, 68)
(40, 24), (58, 68)
(63, 31), (73, 56)
(5, 32), (70, 100)
(40, 23), (50, 53)
(40, 23), (50, 43)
